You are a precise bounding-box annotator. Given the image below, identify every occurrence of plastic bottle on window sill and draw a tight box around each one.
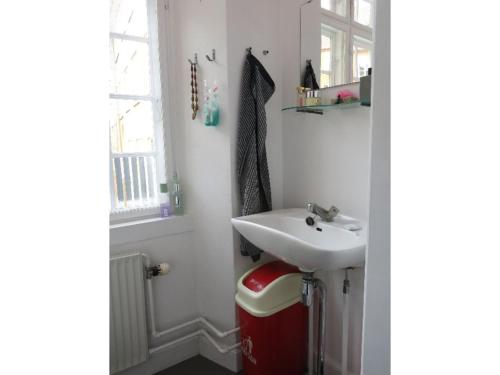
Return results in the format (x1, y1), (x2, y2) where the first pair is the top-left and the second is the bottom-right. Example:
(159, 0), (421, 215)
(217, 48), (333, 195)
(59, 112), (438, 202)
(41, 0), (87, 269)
(159, 183), (171, 218)
(170, 172), (184, 215)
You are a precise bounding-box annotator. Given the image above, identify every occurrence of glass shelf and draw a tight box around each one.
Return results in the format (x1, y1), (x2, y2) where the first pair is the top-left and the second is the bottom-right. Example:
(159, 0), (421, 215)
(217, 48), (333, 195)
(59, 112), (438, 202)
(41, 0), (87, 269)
(281, 100), (366, 114)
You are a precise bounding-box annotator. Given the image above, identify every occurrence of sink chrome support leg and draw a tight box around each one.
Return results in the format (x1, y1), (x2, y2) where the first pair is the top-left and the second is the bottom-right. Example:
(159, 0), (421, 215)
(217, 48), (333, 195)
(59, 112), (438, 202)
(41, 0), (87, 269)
(301, 273), (327, 375)
(316, 278), (326, 375)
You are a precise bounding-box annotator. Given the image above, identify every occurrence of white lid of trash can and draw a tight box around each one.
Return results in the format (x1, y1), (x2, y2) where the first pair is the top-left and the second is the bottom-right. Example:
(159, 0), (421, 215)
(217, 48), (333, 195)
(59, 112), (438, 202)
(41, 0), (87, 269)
(235, 261), (303, 317)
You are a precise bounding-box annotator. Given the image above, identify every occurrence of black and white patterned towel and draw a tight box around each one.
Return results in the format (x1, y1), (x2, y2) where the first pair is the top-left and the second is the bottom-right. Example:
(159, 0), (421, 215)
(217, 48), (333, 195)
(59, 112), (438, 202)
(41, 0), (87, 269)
(236, 53), (275, 261)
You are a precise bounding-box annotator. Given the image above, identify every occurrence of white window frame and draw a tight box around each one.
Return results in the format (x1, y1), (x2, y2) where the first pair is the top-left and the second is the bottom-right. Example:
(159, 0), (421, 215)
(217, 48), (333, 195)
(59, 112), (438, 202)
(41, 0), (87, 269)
(109, 0), (175, 223)
(321, 0), (373, 83)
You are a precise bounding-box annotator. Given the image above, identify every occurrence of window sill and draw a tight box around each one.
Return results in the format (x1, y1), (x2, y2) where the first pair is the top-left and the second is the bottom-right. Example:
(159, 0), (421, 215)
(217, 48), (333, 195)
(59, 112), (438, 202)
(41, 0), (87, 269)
(110, 214), (194, 246)
(110, 205), (164, 223)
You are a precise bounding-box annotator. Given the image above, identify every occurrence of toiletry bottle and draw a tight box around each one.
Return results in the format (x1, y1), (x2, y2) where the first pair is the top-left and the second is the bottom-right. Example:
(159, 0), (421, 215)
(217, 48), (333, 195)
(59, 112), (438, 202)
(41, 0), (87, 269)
(203, 80), (210, 124)
(209, 82), (220, 126)
(203, 81), (220, 126)
(312, 90), (321, 105)
(159, 183), (170, 217)
(304, 89), (313, 106)
(297, 86), (306, 107)
(170, 173), (184, 215)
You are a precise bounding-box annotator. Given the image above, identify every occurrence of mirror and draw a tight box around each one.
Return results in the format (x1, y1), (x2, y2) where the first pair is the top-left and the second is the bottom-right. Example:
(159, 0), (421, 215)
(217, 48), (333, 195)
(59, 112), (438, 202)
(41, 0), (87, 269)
(300, 0), (374, 89)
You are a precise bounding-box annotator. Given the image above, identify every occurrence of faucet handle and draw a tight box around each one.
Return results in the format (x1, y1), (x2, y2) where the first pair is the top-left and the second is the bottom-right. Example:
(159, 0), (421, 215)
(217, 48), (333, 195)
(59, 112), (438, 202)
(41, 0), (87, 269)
(328, 205), (340, 217)
(306, 202), (316, 212)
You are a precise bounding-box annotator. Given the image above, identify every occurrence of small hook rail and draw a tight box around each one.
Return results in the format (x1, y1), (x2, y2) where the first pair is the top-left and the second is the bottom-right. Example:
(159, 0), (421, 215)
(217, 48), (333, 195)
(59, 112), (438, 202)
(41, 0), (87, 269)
(205, 49), (216, 62)
(246, 47), (270, 56)
(188, 53), (198, 65)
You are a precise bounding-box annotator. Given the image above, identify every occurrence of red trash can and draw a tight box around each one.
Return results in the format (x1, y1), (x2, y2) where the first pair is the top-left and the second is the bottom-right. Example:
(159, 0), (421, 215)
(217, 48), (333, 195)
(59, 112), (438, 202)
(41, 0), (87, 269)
(235, 261), (308, 375)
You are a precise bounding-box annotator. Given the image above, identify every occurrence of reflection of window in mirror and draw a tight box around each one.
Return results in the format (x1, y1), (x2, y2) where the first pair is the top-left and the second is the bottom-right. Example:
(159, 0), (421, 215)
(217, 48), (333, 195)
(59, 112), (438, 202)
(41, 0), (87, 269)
(353, 0), (373, 27)
(320, 0), (373, 85)
(321, 25), (346, 88)
(321, 0), (347, 17)
(352, 36), (372, 81)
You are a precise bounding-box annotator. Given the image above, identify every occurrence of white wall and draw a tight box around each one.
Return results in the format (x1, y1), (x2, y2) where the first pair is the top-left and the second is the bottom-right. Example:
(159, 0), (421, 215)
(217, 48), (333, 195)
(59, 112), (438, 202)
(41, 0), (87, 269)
(169, 0), (240, 369)
(282, 108), (371, 220)
(172, 0), (234, 325)
(314, 267), (365, 375)
(280, 1), (372, 374)
(360, 0), (390, 374)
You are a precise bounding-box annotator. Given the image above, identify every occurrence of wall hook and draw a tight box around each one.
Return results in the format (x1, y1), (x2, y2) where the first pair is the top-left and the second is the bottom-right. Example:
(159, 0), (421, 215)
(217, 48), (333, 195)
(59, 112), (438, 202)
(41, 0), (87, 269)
(188, 53), (198, 65)
(262, 50), (269, 55)
(205, 49), (216, 62)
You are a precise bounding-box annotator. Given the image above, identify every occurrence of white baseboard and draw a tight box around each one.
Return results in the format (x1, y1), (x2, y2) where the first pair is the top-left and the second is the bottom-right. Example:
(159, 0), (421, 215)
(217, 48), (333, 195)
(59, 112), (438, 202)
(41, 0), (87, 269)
(116, 336), (199, 375)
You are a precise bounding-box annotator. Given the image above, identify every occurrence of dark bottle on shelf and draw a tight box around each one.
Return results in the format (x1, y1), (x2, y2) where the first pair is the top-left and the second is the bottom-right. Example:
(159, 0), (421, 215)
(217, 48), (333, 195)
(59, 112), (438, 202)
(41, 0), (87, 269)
(360, 67), (372, 106)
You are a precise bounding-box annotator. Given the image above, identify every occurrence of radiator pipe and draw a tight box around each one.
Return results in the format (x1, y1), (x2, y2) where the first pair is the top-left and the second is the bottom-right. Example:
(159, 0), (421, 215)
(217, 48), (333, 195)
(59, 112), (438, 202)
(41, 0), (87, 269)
(142, 254), (240, 354)
(148, 315), (240, 340)
(149, 330), (241, 355)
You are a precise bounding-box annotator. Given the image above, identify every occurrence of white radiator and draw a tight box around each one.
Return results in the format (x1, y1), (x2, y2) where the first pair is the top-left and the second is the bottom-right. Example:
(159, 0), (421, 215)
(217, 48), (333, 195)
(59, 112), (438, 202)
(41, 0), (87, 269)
(110, 253), (149, 374)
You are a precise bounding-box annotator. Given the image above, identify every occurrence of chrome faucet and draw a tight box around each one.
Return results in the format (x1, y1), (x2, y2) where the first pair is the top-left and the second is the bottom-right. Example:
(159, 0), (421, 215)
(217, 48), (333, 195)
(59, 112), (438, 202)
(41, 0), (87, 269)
(306, 202), (339, 222)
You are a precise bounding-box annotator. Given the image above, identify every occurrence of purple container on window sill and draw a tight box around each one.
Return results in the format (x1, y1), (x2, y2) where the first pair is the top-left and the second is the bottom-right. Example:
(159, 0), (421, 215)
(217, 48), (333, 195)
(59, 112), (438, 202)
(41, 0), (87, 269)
(159, 183), (171, 218)
(160, 203), (171, 218)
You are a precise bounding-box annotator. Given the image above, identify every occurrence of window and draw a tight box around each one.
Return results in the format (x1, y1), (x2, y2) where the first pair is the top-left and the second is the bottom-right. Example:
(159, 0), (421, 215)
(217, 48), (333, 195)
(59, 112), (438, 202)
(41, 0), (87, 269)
(320, 0), (373, 87)
(109, 0), (168, 218)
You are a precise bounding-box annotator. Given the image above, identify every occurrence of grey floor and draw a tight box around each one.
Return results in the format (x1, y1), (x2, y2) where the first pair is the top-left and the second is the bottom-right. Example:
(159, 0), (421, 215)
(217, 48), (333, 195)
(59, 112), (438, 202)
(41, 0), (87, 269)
(154, 355), (242, 375)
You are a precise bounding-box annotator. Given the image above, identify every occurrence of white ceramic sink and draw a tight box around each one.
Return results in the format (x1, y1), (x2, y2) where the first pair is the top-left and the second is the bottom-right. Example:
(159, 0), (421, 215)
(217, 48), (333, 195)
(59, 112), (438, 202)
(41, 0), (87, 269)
(231, 208), (366, 272)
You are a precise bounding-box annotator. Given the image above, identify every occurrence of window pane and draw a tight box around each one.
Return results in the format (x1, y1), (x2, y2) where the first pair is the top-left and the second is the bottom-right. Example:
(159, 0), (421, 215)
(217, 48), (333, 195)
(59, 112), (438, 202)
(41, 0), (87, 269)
(353, 0), (373, 27)
(321, 34), (331, 71)
(109, 38), (151, 96)
(321, 0), (347, 17)
(110, 0), (149, 38)
(109, 99), (155, 153)
(352, 36), (372, 82)
(111, 154), (159, 210)
(320, 25), (346, 88)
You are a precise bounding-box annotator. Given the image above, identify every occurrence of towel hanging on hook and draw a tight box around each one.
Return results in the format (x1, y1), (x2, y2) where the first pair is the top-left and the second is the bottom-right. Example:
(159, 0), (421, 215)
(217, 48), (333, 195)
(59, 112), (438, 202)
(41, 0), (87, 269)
(246, 47), (269, 56)
(237, 47), (275, 262)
